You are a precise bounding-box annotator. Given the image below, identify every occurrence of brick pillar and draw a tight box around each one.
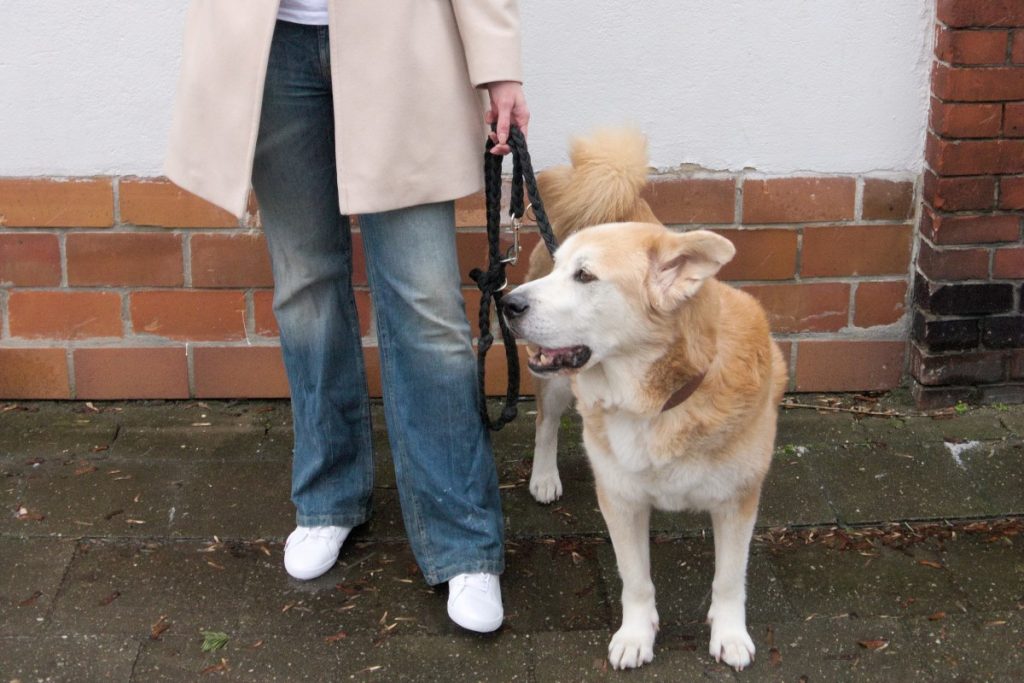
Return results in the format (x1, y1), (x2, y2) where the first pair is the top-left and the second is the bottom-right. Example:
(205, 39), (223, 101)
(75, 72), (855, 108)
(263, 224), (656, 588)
(912, 0), (1024, 407)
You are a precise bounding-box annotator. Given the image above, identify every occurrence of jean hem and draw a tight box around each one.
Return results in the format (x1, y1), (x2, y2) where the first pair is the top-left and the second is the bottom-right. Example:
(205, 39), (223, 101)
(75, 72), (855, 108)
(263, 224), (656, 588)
(423, 558), (505, 587)
(295, 511), (370, 528)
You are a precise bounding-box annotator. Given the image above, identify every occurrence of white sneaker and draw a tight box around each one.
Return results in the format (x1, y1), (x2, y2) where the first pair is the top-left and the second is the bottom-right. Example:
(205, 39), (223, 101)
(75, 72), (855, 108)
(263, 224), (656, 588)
(283, 525), (351, 580)
(447, 572), (504, 633)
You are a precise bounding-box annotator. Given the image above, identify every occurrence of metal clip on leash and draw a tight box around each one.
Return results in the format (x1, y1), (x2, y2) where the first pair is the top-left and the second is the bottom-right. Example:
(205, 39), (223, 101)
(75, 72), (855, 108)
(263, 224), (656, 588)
(469, 124), (558, 431)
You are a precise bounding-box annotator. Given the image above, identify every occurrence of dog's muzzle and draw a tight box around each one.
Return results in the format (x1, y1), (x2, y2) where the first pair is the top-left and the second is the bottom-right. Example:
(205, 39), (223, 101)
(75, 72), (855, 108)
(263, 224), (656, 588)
(501, 292), (592, 374)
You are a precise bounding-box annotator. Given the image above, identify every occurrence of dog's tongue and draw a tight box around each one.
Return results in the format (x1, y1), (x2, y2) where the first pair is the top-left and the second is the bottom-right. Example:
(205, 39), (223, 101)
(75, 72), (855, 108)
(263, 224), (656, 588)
(530, 346), (592, 373)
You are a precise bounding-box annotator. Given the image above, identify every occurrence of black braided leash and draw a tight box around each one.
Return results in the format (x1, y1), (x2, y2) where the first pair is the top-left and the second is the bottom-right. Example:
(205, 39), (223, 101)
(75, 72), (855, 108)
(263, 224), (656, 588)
(469, 124), (558, 431)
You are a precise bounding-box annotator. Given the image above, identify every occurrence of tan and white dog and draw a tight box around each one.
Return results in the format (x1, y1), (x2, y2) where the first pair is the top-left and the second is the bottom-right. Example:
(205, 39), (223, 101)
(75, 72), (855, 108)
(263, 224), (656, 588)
(505, 132), (787, 670)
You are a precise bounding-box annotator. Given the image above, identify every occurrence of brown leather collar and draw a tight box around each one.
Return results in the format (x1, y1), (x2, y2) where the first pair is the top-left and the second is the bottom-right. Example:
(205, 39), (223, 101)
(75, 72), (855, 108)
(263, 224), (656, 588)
(661, 371), (706, 413)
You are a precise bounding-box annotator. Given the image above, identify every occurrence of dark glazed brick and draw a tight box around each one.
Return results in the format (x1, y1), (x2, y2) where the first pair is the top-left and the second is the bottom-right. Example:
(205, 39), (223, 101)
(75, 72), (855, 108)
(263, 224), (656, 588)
(912, 382), (980, 410)
(919, 282), (1015, 316)
(913, 312), (980, 352)
(983, 316), (1024, 348)
(910, 344), (1007, 386)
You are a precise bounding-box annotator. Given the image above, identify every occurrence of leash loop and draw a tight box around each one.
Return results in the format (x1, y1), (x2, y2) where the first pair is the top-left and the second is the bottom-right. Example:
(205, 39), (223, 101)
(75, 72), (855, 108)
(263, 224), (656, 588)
(470, 124), (558, 431)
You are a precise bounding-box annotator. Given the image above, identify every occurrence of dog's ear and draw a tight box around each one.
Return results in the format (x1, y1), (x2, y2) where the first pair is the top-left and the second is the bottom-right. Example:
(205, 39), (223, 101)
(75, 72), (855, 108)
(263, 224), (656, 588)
(647, 230), (735, 311)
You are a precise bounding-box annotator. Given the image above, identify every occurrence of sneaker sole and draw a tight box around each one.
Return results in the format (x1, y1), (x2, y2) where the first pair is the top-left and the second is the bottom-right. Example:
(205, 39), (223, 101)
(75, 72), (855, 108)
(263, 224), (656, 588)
(284, 553), (339, 581)
(447, 605), (504, 633)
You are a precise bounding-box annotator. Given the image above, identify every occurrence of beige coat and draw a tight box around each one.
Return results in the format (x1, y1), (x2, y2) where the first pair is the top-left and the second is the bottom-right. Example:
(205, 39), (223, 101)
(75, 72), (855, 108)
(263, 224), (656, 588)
(165, 0), (522, 217)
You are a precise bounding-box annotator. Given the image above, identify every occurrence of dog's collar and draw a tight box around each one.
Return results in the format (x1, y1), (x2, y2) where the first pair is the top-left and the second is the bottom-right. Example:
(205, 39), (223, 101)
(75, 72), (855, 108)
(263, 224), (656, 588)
(661, 371), (706, 413)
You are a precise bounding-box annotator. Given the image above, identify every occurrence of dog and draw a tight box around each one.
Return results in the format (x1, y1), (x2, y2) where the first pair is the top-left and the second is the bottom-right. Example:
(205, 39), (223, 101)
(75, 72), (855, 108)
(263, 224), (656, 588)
(505, 132), (787, 670)
(523, 129), (660, 504)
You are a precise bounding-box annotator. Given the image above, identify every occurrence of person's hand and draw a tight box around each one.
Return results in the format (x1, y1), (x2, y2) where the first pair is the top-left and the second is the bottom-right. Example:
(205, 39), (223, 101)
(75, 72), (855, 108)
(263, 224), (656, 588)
(485, 81), (529, 155)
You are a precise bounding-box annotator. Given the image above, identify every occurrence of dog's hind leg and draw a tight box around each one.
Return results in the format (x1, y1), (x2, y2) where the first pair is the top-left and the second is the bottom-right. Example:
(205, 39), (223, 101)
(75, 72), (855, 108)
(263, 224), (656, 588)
(597, 484), (658, 670)
(707, 485), (760, 671)
(529, 375), (573, 503)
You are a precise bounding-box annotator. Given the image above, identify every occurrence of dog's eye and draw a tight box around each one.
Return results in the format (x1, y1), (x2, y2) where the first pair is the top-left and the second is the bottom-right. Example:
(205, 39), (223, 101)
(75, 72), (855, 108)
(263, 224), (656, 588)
(574, 268), (597, 284)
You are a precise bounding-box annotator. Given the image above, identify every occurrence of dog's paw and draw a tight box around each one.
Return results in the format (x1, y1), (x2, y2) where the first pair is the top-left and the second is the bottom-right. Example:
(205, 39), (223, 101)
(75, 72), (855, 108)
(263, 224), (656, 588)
(709, 624), (755, 671)
(608, 622), (656, 670)
(529, 471), (563, 504)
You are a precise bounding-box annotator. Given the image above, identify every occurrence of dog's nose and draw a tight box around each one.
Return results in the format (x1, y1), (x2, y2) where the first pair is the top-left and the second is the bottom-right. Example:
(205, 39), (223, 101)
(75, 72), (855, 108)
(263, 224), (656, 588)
(502, 293), (529, 320)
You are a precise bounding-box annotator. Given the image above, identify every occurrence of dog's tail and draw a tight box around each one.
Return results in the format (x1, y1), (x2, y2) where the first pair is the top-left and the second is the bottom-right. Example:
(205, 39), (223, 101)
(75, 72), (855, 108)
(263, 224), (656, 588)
(538, 127), (658, 243)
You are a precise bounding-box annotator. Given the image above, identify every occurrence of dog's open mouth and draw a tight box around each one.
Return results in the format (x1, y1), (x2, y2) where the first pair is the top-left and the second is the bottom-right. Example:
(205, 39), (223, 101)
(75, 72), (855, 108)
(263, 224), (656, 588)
(528, 346), (592, 374)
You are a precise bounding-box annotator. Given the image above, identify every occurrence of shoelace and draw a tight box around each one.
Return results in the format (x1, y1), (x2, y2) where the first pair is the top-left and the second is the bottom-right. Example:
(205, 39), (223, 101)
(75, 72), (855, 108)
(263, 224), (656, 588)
(450, 573), (492, 598)
(287, 526), (339, 548)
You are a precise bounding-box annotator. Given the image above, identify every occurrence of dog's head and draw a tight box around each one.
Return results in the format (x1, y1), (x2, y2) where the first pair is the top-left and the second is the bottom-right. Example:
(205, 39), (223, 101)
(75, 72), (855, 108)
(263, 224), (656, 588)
(503, 222), (735, 375)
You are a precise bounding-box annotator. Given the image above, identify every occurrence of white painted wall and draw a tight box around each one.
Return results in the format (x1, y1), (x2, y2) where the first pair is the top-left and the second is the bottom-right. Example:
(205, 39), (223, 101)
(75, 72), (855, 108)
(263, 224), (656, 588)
(0, 0), (935, 177)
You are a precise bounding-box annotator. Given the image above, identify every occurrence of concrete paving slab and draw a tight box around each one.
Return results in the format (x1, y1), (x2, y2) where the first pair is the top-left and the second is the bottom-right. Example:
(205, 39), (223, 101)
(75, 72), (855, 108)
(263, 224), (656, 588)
(0, 635), (138, 683)
(758, 448), (837, 527)
(0, 405), (119, 461)
(171, 459), (293, 539)
(595, 538), (797, 629)
(960, 437), (1024, 514)
(0, 537), (76, 635)
(765, 540), (967, 620)
(49, 539), (259, 637)
(938, 533), (1024, 613)
(805, 441), (997, 523)
(133, 633), (389, 682)
(7, 457), (183, 537)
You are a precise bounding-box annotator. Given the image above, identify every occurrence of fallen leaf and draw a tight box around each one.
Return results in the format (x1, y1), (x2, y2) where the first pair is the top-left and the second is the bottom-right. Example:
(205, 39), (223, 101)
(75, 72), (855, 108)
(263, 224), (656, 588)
(247, 640), (265, 650)
(200, 630), (230, 652)
(150, 615), (170, 640)
(858, 639), (889, 651)
(91, 444), (109, 453)
(928, 611), (946, 621)
(104, 509), (124, 520)
(917, 559), (944, 570)
(19, 590), (43, 607)
(16, 506), (45, 522)
(200, 658), (229, 675)
(99, 591), (121, 606)
(75, 464), (98, 476)
(769, 647), (782, 666)
(324, 630), (349, 643)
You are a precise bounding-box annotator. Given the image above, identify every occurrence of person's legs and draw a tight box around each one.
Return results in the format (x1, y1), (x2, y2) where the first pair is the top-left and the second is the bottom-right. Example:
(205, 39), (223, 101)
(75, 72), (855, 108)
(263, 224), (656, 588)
(359, 203), (504, 587)
(251, 21), (373, 536)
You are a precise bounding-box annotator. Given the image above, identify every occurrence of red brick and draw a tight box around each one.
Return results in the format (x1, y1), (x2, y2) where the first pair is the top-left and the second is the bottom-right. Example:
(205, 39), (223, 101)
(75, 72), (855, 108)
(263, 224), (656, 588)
(854, 281), (907, 328)
(932, 64), (1024, 102)
(994, 246), (1024, 277)
(0, 178), (113, 228)
(935, 28), (1010, 65)
(1000, 176), (1024, 209)
(862, 179), (916, 221)
(0, 348), (70, 398)
(742, 177), (855, 224)
(937, 0), (1024, 28)
(66, 232), (183, 286)
(455, 191), (486, 228)
(0, 233), (61, 286)
(8, 291), (122, 340)
(802, 224), (913, 277)
(922, 171), (996, 211)
(120, 177), (238, 228)
(1005, 102), (1024, 136)
(130, 290), (247, 341)
(927, 133), (1024, 175)
(715, 229), (798, 281)
(740, 283), (849, 333)
(930, 101), (1002, 138)
(642, 178), (735, 224)
(253, 290), (278, 337)
(193, 346), (289, 398)
(795, 341), (904, 392)
(1013, 30), (1024, 64)
(928, 212), (1020, 244)
(456, 231), (541, 286)
(74, 347), (189, 399)
(917, 240), (990, 281)
(190, 233), (273, 288)
(483, 341), (534, 396)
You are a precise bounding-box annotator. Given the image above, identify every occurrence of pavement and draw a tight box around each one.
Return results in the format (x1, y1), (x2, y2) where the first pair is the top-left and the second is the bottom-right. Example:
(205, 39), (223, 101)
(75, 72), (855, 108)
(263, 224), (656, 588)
(1, 392), (1022, 682)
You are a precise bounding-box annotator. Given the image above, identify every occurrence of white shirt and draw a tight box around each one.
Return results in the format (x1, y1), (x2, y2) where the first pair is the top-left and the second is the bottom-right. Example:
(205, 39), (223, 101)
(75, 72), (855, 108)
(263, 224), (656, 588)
(278, 0), (329, 26)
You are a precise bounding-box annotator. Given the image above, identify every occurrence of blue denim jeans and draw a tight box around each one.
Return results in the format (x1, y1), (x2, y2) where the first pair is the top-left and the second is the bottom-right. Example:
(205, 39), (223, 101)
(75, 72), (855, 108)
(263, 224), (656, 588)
(251, 21), (503, 585)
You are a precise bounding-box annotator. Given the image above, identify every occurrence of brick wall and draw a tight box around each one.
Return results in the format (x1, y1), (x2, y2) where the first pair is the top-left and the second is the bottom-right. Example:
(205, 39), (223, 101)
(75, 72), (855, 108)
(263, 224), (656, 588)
(0, 172), (915, 399)
(912, 0), (1024, 407)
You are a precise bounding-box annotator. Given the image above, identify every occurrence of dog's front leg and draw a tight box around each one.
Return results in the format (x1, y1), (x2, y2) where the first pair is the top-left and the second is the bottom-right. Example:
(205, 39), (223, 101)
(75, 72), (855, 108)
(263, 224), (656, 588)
(707, 487), (760, 670)
(597, 483), (658, 669)
(529, 375), (573, 503)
